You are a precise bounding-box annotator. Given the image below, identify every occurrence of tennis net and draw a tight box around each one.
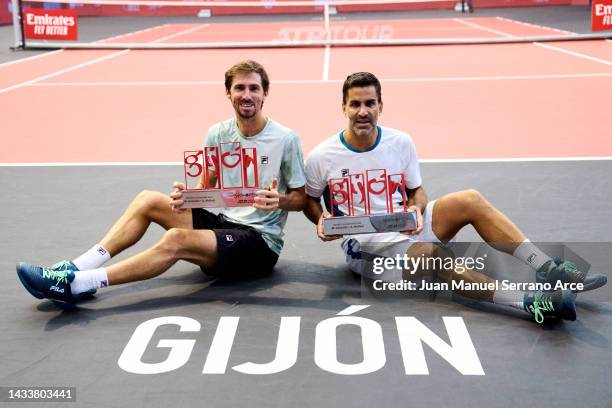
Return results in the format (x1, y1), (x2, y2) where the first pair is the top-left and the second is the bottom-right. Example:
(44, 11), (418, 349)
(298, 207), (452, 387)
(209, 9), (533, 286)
(12, 0), (610, 49)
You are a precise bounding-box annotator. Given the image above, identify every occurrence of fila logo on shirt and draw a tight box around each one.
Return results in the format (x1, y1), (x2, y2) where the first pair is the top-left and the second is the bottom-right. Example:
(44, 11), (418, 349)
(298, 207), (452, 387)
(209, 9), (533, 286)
(341, 169), (350, 177)
(260, 156), (269, 165)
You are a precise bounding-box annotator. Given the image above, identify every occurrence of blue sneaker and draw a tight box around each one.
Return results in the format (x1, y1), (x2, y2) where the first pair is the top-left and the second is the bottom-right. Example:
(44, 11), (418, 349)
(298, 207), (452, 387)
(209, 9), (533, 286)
(524, 290), (576, 324)
(21, 260), (96, 300)
(16, 262), (77, 310)
(536, 257), (607, 292)
(47, 261), (97, 299)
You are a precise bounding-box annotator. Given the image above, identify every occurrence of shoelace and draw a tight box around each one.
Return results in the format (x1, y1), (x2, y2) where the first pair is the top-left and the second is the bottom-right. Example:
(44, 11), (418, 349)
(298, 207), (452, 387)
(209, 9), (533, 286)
(532, 292), (554, 324)
(42, 268), (69, 285)
(50, 260), (73, 272)
(557, 261), (585, 281)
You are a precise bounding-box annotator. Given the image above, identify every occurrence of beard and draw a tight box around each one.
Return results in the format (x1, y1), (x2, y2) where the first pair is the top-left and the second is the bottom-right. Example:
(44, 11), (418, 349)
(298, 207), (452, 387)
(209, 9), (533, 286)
(234, 100), (261, 120)
(351, 120), (375, 137)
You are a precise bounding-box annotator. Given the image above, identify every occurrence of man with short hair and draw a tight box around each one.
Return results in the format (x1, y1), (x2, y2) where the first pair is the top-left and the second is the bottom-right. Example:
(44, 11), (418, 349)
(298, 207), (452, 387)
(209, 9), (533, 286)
(17, 60), (307, 309)
(304, 71), (606, 324)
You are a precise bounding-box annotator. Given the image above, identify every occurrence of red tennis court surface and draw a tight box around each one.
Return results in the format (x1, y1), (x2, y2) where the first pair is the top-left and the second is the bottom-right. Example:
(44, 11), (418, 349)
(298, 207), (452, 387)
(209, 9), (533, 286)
(1, 16), (611, 163)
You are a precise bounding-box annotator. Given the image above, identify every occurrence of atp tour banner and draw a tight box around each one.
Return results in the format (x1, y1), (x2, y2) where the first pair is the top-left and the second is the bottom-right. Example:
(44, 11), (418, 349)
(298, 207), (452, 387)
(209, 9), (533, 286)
(592, 0), (612, 31)
(23, 9), (77, 40)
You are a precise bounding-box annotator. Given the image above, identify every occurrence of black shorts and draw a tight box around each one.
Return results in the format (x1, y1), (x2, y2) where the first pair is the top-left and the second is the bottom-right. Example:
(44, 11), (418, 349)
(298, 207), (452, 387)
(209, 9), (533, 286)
(191, 208), (278, 279)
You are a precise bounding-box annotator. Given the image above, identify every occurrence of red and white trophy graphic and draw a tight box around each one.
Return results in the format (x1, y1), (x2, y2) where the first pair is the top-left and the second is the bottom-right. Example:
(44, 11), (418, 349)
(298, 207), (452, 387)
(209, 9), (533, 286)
(180, 142), (259, 208)
(323, 169), (417, 235)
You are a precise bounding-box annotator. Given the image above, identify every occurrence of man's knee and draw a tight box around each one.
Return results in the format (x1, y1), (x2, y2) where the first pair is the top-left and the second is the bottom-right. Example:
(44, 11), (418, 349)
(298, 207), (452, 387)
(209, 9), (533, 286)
(455, 189), (485, 207)
(157, 228), (215, 260)
(443, 189), (489, 219)
(131, 190), (170, 215)
(157, 228), (190, 258)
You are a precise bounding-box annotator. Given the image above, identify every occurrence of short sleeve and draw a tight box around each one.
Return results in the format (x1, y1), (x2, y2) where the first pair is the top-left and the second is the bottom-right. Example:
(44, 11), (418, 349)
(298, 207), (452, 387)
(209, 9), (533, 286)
(403, 135), (422, 189)
(304, 149), (327, 198)
(280, 132), (306, 188)
(204, 124), (219, 148)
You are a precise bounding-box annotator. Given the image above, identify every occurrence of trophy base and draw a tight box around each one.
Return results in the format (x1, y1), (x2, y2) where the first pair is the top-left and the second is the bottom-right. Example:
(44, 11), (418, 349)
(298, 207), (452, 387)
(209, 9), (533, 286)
(323, 211), (417, 235)
(181, 188), (258, 208)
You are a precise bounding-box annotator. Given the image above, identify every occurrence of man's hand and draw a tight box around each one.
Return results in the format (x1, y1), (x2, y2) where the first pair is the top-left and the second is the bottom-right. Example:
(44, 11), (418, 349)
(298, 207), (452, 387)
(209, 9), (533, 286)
(254, 178), (285, 211)
(401, 205), (423, 235)
(317, 212), (342, 242)
(169, 181), (187, 213)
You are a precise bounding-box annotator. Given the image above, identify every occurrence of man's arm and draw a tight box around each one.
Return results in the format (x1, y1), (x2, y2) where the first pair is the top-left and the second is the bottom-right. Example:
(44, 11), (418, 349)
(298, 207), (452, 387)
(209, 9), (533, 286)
(279, 186), (307, 211)
(405, 185), (428, 235)
(304, 194), (341, 241)
(304, 194), (323, 225)
(407, 185), (427, 213)
(254, 179), (306, 212)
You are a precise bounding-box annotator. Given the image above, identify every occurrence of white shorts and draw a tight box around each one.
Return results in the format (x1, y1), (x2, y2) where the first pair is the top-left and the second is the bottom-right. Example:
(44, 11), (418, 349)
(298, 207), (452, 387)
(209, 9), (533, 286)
(341, 199), (455, 282)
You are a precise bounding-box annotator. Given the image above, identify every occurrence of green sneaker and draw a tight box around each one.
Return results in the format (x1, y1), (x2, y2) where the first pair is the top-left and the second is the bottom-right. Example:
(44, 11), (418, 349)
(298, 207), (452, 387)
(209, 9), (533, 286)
(523, 290), (576, 324)
(536, 257), (607, 292)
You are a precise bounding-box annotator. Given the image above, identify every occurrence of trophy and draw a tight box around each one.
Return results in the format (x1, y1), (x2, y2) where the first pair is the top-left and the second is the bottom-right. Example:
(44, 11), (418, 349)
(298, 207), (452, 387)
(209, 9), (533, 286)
(322, 169), (417, 235)
(179, 142), (260, 208)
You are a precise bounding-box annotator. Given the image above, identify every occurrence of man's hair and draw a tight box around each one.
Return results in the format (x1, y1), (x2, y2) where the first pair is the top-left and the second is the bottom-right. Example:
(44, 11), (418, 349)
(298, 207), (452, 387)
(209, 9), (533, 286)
(342, 72), (382, 105)
(224, 60), (270, 95)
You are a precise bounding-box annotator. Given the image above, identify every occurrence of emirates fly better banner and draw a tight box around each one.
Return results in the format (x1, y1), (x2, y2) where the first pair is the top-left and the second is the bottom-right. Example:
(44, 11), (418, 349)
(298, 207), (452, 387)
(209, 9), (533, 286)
(592, 0), (612, 31)
(23, 9), (78, 40)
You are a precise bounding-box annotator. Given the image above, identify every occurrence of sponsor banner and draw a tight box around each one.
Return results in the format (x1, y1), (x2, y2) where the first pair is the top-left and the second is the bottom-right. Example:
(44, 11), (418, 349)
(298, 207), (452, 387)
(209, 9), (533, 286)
(23, 9), (77, 40)
(592, 0), (612, 31)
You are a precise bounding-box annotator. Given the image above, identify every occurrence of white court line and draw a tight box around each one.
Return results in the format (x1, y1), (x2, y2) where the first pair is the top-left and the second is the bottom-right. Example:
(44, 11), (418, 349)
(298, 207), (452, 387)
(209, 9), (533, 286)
(2, 157), (612, 167)
(0, 162), (183, 167)
(0, 49), (64, 69)
(495, 16), (575, 35)
(0, 23), (168, 70)
(28, 72), (612, 87)
(322, 45), (330, 82)
(0, 50), (130, 94)
(149, 24), (209, 43)
(533, 42), (612, 67)
(453, 18), (514, 38)
(421, 157), (612, 163)
(99, 24), (168, 43)
(0, 24), (211, 95)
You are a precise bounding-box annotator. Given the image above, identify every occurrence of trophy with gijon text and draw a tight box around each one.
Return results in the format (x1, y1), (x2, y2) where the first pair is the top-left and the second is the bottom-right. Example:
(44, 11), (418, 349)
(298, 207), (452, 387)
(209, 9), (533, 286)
(179, 142), (260, 208)
(322, 169), (417, 235)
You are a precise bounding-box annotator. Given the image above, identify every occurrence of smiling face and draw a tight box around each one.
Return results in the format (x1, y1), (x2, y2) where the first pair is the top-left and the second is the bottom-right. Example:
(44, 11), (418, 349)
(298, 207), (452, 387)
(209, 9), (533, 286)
(226, 72), (267, 120)
(343, 85), (383, 140)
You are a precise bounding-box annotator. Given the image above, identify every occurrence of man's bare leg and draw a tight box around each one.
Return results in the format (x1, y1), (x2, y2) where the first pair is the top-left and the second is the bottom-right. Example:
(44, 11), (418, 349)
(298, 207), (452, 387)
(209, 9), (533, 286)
(406, 243), (496, 302)
(430, 189), (525, 254)
(66, 190), (191, 273)
(426, 189), (606, 293)
(404, 243), (575, 322)
(101, 190), (193, 256)
(107, 228), (217, 285)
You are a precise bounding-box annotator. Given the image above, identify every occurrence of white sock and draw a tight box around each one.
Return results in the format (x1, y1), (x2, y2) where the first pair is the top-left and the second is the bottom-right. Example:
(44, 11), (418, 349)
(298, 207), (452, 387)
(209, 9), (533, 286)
(492, 290), (525, 311)
(70, 268), (109, 295)
(73, 244), (111, 271)
(512, 239), (553, 272)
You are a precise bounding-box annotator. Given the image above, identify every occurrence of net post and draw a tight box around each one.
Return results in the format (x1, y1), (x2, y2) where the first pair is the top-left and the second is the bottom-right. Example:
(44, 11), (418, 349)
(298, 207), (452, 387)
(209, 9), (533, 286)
(11, 0), (24, 49)
(323, 2), (330, 38)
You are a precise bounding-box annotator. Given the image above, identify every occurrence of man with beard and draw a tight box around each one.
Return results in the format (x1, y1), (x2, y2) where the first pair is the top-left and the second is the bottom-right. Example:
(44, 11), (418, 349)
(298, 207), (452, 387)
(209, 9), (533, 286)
(17, 60), (307, 309)
(303, 72), (606, 324)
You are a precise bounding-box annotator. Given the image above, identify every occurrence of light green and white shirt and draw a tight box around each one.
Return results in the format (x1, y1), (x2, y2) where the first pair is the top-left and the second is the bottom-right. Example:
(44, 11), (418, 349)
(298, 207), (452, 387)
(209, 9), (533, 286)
(204, 117), (306, 255)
